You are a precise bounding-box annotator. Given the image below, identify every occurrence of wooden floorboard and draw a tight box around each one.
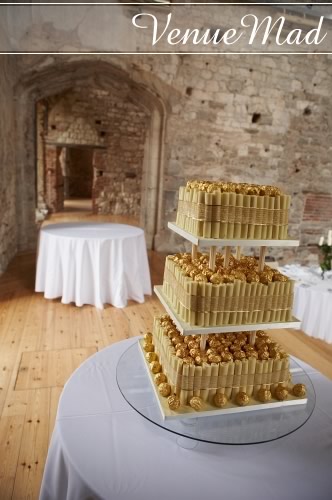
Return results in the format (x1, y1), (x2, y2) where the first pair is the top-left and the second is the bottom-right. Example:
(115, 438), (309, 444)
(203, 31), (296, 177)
(0, 214), (331, 498)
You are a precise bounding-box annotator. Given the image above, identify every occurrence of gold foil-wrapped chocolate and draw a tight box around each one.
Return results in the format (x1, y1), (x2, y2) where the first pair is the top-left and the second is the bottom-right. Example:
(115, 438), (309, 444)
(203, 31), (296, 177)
(222, 274), (235, 284)
(210, 273), (223, 285)
(246, 350), (258, 359)
(188, 340), (199, 350)
(256, 340), (268, 351)
(150, 361), (161, 374)
(259, 272), (273, 285)
(269, 348), (281, 360)
(144, 343), (154, 353)
(146, 352), (158, 363)
(189, 396), (203, 411)
(190, 348), (200, 358)
(190, 269), (200, 279)
(275, 385), (288, 401)
(176, 348), (188, 359)
(231, 270), (247, 282)
(258, 350), (269, 360)
(155, 373), (167, 386)
(256, 330), (266, 338)
(235, 392), (250, 406)
(214, 393), (228, 408)
(209, 339), (222, 349)
(208, 354), (222, 364)
(158, 382), (171, 397)
(246, 271), (260, 283)
(292, 383), (306, 398)
(194, 273), (208, 283)
(172, 336), (182, 346)
(144, 332), (153, 342)
(233, 350), (246, 360)
(183, 356), (195, 365)
(273, 273), (288, 282)
(222, 352), (234, 362)
(257, 388), (272, 403)
(194, 355), (208, 366)
(168, 395), (181, 411)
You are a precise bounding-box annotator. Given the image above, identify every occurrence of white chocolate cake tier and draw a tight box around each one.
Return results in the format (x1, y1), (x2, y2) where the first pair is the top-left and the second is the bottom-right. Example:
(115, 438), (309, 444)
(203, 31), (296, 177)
(163, 252), (294, 327)
(140, 316), (307, 412)
(176, 180), (290, 240)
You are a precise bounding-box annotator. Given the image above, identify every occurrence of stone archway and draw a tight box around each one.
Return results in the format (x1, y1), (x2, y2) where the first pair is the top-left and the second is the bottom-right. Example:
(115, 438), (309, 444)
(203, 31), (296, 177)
(14, 59), (167, 250)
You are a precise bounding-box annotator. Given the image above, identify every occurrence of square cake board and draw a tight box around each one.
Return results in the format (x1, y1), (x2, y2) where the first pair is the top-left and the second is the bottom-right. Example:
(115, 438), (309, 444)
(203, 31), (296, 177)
(138, 339), (307, 421)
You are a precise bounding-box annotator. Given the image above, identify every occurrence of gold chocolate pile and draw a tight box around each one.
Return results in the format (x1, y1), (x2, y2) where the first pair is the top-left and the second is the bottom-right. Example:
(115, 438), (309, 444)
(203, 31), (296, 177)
(156, 315), (287, 366)
(168, 252), (288, 286)
(186, 180), (282, 197)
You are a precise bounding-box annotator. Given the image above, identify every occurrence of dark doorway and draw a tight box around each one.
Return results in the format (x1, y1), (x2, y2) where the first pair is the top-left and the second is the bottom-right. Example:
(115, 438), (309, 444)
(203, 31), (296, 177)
(65, 147), (94, 200)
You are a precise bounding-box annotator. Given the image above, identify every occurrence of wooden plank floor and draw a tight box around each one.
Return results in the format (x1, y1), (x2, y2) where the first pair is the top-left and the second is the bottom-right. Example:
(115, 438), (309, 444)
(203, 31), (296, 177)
(0, 212), (331, 498)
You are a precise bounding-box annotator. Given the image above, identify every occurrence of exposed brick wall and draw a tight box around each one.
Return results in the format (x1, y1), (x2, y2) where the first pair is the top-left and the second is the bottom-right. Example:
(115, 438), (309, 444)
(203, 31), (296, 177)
(0, 56), (17, 274)
(42, 86), (149, 216)
(45, 145), (64, 213)
(303, 193), (332, 222)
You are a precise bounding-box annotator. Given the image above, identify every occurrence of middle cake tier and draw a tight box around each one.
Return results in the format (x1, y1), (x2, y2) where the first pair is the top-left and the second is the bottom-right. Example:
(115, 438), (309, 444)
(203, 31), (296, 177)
(163, 252), (294, 327)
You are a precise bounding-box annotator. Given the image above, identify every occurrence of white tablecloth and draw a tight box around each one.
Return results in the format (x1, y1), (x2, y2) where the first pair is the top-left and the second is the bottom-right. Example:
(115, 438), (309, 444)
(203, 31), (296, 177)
(35, 223), (151, 309)
(40, 338), (332, 500)
(280, 265), (332, 343)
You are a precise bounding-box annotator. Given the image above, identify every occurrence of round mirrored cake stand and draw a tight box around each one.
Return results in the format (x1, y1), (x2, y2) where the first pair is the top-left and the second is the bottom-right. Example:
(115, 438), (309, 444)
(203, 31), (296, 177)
(116, 342), (316, 449)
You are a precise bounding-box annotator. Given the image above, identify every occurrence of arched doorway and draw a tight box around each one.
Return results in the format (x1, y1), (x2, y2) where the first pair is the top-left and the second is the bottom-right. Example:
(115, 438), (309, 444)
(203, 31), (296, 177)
(14, 59), (167, 250)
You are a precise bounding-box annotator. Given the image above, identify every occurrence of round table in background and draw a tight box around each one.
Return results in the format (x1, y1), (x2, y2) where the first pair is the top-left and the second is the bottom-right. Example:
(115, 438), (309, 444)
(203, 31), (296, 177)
(39, 338), (332, 500)
(279, 265), (332, 343)
(35, 223), (151, 309)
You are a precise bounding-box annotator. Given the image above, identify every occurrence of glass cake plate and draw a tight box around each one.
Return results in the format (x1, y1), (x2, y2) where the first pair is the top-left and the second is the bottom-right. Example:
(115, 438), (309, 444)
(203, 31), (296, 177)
(116, 341), (316, 446)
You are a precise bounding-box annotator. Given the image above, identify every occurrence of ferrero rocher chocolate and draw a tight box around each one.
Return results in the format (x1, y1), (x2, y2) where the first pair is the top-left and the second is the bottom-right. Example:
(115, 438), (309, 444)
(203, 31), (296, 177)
(292, 383), (306, 398)
(158, 382), (171, 397)
(259, 272), (273, 285)
(233, 350), (246, 360)
(246, 271), (260, 283)
(258, 350), (269, 360)
(208, 354), (222, 364)
(144, 332), (153, 342)
(222, 352), (234, 362)
(189, 396), (203, 411)
(168, 395), (181, 411)
(154, 373), (167, 386)
(144, 342), (154, 353)
(195, 355), (208, 366)
(235, 392), (250, 406)
(183, 356), (195, 365)
(275, 386), (288, 401)
(273, 273), (288, 282)
(190, 348), (200, 358)
(150, 361), (161, 374)
(146, 352), (158, 363)
(214, 393), (228, 408)
(195, 274), (208, 283)
(257, 388), (272, 403)
(209, 273), (223, 284)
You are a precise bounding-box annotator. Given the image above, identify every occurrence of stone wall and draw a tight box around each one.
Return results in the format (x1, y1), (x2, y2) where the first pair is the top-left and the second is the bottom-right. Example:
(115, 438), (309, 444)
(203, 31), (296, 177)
(42, 86), (149, 216)
(1, 2), (331, 270)
(0, 56), (17, 274)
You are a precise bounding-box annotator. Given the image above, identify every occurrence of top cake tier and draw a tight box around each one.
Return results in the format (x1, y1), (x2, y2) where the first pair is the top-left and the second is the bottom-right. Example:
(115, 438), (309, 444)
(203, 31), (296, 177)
(176, 180), (290, 240)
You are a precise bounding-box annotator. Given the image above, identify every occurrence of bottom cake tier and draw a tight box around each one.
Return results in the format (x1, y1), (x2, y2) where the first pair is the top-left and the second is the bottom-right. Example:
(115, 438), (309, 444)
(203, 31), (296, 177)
(140, 315), (307, 419)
